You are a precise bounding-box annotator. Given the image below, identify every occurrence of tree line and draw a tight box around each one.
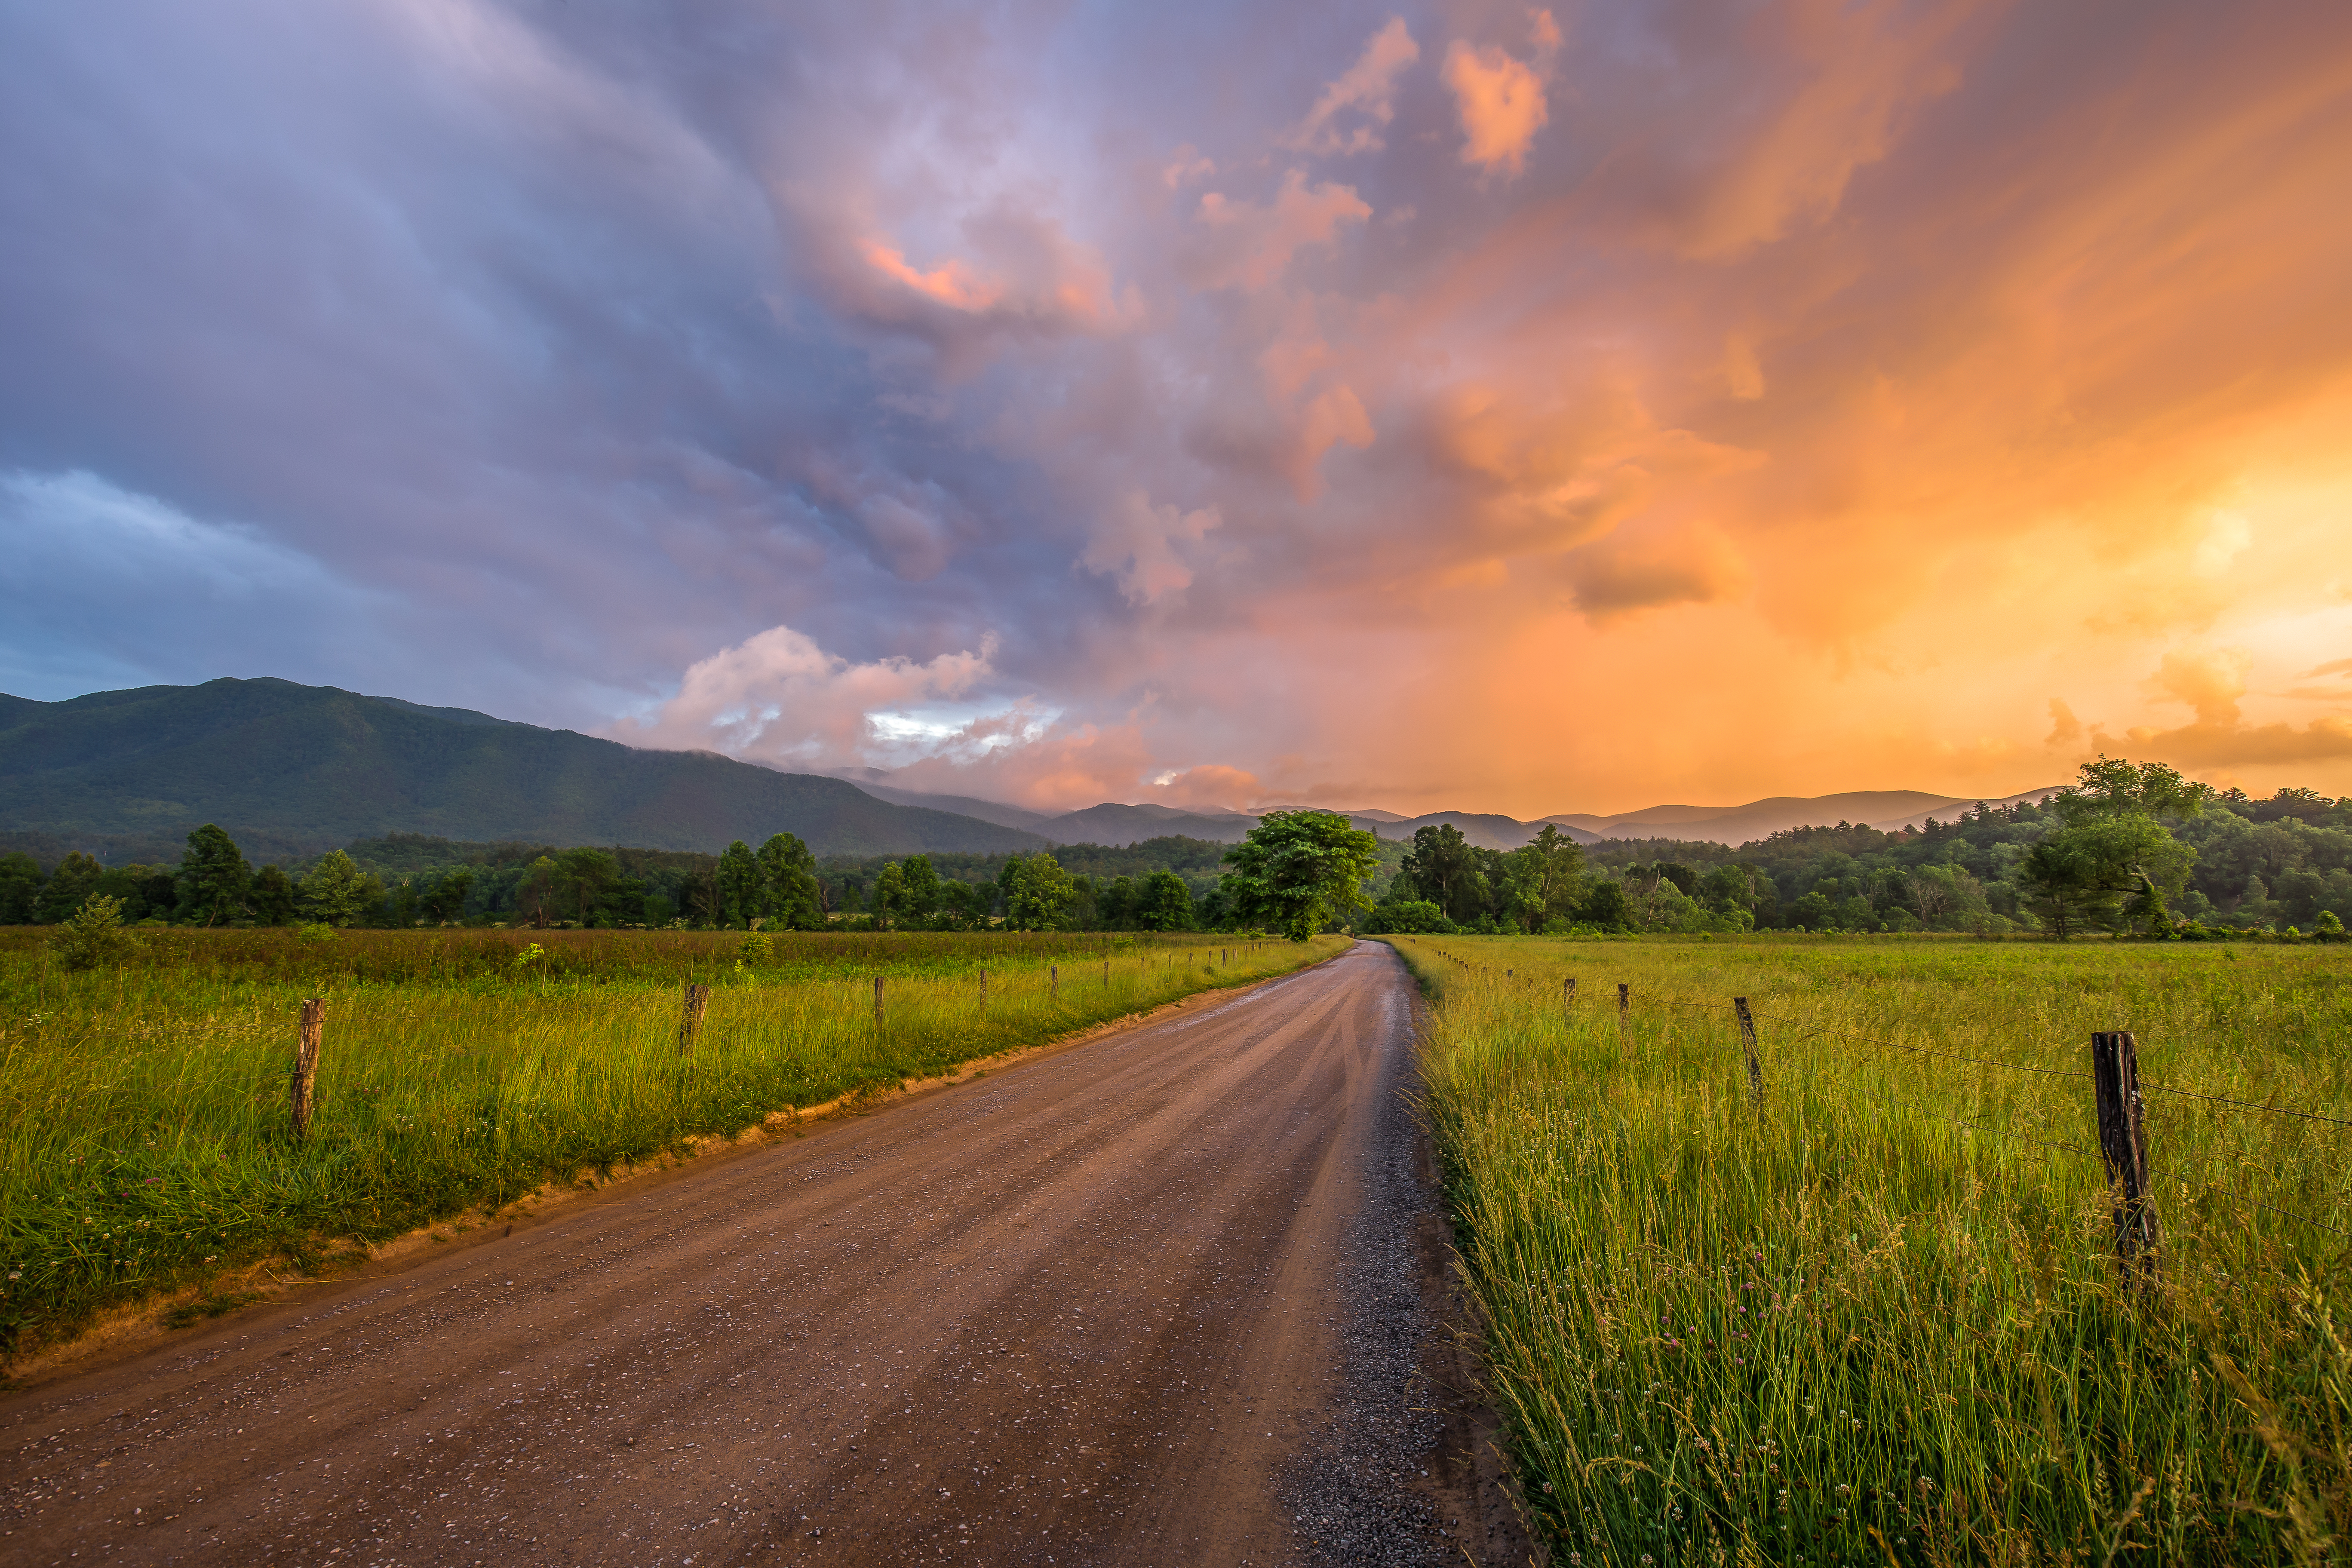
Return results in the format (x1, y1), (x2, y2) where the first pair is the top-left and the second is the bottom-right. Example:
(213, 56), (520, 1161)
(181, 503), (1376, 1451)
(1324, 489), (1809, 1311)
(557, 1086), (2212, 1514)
(1361, 761), (2352, 939)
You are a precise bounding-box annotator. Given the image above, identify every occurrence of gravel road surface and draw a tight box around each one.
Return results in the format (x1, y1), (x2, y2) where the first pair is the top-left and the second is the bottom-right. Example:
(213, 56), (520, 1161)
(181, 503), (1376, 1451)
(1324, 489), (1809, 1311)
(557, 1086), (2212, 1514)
(2, 941), (1534, 1567)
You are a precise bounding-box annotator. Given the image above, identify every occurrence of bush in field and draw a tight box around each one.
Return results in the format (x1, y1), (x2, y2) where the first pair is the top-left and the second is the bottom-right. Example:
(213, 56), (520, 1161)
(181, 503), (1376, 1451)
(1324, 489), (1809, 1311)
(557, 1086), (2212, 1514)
(46, 895), (140, 972)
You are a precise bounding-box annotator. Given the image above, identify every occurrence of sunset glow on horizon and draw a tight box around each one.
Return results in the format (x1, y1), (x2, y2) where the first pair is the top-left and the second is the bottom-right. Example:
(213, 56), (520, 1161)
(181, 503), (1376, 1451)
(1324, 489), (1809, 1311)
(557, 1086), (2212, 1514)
(5, 2), (2351, 816)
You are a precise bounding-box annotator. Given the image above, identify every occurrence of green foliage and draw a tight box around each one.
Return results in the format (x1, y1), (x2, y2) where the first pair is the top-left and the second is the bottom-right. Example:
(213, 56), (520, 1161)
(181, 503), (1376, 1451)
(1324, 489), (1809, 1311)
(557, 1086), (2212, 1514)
(0, 925), (1339, 1356)
(2020, 814), (2194, 938)
(1136, 869), (1194, 931)
(1403, 933), (2352, 1563)
(249, 864), (297, 925)
(1000, 853), (1080, 930)
(2057, 755), (2214, 823)
(46, 895), (141, 973)
(714, 840), (761, 928)
(0, 675), (1050, 857)
(1222, 810), (1381, 940)
(754, 832), (823, 929)
(174, 827), (252, 927)
(1360, 898), (1452, 934)
(0, 853), (41, 924)
(35, 852), (102, 924)
(298, 848), (381, 927)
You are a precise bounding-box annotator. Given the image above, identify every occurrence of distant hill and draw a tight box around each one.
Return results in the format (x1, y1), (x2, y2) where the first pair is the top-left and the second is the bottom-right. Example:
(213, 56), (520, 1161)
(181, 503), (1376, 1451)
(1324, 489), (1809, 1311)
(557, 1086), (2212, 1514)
(1540, 789), (2063, 845)
(0, 678), (1049, 862)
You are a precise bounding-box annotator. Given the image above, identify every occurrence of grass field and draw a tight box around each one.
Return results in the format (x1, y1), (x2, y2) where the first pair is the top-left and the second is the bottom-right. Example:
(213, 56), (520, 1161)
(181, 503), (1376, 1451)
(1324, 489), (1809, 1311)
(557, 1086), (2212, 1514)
(0, 926), (1334, 1362)
(1393, 933), (2352, 1566)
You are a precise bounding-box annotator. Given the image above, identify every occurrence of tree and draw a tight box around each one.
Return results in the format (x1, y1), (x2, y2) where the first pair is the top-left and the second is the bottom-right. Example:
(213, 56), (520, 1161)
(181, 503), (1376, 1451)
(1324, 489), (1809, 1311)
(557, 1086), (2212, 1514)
(755, 833), (824, 929)
(871, 862), (907, 930)
(2057, 757), (2214, 823)
(1221, 810), (1381, 941)
(250, 864), (298, 925)
(0, 852), (40, 924)
(421, 868), (475, 925)
(2019, 815), (2193, 938)
(301, 848), (383, 927)
(557, 847), (620, 924)
(49, 895), (141, 973)
(1577, 880), (1634, 931)
(36, 851), (104, 923)
(1138, 869), (1194, 931)
(1395, 824), (1486, 924)
(715, 841), (761, 928)
(1362, 899), (1452, 934)
(1002, 853), (1079, 931)
(175, 826), (252, 926)
(898, 855), (941, 927)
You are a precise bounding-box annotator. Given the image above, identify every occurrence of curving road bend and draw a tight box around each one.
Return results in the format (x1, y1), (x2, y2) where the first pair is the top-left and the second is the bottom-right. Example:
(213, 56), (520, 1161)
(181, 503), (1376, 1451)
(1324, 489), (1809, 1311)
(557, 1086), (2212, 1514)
(1, 941), (1532, 1567)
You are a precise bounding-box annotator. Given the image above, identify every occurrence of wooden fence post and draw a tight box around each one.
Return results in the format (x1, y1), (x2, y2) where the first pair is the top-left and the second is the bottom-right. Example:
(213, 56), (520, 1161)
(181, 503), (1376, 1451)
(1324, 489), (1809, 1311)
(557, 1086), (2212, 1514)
(1051, 964), (1059, 999)
(677, 982), (709, 1058)
(980, 967), (988, 1009)
(874, 975), (885, 1028)
(290, 998), (324, 1142)
(1733, 997), (1763, 1102)
(1103, 957), (1110, 988)
(1564, 976), (1576, 1007)
(1618, 983), (1630, 1038)
(2092, 1030), (2162, 1286)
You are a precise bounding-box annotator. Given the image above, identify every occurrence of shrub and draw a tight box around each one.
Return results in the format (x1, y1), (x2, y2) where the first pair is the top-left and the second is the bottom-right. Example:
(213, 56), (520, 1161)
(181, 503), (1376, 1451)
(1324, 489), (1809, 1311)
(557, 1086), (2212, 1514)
(46, 896), (141, 973)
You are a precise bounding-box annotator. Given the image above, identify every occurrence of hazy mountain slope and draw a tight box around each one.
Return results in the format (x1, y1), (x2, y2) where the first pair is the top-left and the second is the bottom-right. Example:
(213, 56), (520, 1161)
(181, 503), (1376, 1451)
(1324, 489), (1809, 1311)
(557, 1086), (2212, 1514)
(847, 781), (1061, 834)
(0, 678), (1048, 858)
(1040, 803), (1259, 845)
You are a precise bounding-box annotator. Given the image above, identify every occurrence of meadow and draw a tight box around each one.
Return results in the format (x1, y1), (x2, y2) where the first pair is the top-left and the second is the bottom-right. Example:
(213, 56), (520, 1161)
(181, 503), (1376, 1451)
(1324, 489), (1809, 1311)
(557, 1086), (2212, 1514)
(0, 926), (1333, 1362)
(1394, 933), (2352, 1566)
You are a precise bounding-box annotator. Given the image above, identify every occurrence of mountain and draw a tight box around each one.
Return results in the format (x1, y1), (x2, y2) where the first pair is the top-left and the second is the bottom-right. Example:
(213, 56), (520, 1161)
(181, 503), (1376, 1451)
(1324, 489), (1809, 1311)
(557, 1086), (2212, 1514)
(847, 781), (1060, 834)
(1039, 803), (1259, 844)
(1540, 789), (2065, 845)
(0, 678), (1049, 860)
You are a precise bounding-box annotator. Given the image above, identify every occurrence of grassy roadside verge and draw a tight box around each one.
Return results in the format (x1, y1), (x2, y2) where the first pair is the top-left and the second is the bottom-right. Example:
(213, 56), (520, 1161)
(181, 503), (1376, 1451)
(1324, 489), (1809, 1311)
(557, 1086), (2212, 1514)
(1387, 933), (2352, 1565)
(1, 928), (1335, 1362)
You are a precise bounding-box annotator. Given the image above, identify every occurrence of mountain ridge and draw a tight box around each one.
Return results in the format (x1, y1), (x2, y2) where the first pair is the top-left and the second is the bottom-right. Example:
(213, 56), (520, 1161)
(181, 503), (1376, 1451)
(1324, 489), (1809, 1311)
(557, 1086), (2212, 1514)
(0, 678), (1049, 859)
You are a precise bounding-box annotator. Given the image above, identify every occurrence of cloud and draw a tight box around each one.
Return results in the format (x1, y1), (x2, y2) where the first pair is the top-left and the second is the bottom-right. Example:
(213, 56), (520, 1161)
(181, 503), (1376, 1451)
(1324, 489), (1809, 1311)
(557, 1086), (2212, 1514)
(2148, 645), (2255, 726)
(1288, 18), (1420, 155)
(618, 625), (997, 767)
(1560, 526), (1749, 622)
(1442, 10), (1559, 179)
(1192, 170), (1373, 289)
(8, 0), (2352, 815)
(1080, 491), (1222, 606)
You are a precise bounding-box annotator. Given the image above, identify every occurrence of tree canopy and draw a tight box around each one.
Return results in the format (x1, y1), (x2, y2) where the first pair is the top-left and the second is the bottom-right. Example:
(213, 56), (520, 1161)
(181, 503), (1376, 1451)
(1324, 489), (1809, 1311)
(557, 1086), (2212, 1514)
(1221, 810), (1381, 940)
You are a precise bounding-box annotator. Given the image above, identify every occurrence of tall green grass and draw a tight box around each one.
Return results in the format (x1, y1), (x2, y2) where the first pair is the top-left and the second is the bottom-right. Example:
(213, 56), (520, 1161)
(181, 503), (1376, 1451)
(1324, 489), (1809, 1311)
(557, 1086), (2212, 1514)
(0, 927), (1332, 1360)
(1398, 935), (2352, 1565)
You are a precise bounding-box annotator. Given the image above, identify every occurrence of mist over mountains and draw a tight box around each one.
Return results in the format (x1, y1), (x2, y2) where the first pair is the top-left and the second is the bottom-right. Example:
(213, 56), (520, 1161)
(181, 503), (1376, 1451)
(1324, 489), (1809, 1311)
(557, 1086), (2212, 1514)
(0, 678), (2054, 866)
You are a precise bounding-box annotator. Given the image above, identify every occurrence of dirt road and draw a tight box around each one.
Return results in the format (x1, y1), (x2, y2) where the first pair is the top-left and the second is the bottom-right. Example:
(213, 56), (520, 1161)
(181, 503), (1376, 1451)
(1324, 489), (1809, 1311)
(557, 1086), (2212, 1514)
(2, 941), (1531, 1567)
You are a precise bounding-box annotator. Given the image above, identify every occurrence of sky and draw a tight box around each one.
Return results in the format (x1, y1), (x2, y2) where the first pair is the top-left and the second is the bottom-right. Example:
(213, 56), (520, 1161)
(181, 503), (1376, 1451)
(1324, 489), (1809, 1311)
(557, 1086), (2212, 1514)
(4, 0), (2351, 817)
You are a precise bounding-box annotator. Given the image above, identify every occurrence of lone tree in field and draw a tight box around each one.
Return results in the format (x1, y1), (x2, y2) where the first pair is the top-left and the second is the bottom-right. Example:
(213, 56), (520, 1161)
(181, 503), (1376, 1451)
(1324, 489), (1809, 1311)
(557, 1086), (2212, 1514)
(1222, 810), (1381, 941)
(2019, 757), (2206, 937)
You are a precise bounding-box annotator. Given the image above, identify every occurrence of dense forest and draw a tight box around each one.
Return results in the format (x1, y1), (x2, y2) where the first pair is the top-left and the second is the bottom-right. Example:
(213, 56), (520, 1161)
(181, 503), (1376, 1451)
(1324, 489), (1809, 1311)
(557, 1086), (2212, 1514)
(1365, 772), (2352, 938)
(8, 767), (2344, 939)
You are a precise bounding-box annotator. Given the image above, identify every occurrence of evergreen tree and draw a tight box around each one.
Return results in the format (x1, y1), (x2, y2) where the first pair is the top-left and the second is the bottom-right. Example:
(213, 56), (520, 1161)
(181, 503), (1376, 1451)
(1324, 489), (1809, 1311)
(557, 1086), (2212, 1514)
(715, 840), (761, 928)
(0, 852), (41, 924)
(755, 832), (823, 929)
(175, 825), (252, 926)
(36, 851), (104, 923)
(250, 864), (298, 925)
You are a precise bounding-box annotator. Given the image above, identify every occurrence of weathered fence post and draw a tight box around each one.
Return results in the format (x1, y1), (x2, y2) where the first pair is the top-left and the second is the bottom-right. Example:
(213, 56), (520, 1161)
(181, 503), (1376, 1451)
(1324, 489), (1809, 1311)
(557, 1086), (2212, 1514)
(1618, 983), (1630, 1039)
(2092, 1030), (2162, 1286)
(290, 998), (324, 1141)
(1564, 976), (1576, 1008)
(980, 967), (989, 1009)
(1733, 997), (1763, 1102)
(1103, 958), (1110, 988)
(677, 982), (710, 1058)
(874, 974), (885, 1028)
(1051, 964), (1059, 999)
